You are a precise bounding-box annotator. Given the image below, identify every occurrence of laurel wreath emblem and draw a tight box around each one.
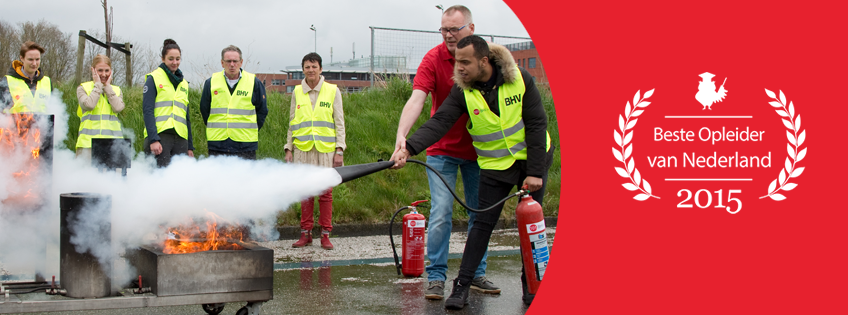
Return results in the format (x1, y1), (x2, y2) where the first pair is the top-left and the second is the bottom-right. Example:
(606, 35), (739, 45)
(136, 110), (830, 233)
(759, 89), (806, 201)
(613, 89), (659, 201)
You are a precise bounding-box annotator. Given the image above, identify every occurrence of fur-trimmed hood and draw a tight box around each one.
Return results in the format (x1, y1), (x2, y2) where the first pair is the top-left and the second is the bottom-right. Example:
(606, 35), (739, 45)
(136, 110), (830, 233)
(453, 42), (517, 90)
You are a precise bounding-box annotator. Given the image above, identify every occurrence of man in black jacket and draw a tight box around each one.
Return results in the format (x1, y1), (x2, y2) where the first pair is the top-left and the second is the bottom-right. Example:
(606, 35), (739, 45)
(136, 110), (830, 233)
(392, 35), (554, 309)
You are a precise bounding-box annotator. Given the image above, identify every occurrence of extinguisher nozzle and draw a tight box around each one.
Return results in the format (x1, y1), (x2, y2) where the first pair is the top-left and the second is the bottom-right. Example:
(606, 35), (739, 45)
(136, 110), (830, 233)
(333, 160), (396, 184)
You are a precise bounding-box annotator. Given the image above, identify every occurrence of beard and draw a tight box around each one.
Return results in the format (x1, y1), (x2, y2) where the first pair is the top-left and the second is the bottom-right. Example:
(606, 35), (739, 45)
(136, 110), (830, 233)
(468, 60), (488, 82)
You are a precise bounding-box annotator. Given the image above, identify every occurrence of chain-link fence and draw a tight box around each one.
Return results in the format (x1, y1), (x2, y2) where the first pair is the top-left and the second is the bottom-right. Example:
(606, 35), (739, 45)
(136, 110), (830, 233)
(368, 26), (532, 86)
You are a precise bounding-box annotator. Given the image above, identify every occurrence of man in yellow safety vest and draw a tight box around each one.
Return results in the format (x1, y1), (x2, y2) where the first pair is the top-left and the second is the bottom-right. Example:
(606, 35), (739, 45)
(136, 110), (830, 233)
(199, 45), (268, 160)
(391, 35), (554, 310)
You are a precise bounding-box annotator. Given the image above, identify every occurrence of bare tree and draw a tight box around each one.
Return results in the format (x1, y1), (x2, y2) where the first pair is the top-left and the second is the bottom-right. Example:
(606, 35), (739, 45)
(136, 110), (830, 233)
(80, 30), (158, 87)
(101, 0), (113, 58)
(3, 18), (156, 87)
(0, 20), (19, 71)
(17, 20), (74, 84)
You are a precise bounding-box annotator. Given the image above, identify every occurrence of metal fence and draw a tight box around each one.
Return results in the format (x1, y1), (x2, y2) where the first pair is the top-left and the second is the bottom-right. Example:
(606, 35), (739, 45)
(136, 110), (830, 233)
(369, 26), (532, 86)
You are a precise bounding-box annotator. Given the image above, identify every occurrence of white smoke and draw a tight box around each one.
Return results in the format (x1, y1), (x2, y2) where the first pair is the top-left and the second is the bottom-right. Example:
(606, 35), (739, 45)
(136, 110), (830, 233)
(1, 90), (344, 288)
(0, 89), (67, 280)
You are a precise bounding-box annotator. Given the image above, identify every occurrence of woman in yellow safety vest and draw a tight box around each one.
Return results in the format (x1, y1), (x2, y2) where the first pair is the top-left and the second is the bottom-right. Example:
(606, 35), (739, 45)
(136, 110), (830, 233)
(75, 54), (125, 162)
(1, 41), (51, 113)
(142, 39), (194, 167)
(285, 52), (346, 250)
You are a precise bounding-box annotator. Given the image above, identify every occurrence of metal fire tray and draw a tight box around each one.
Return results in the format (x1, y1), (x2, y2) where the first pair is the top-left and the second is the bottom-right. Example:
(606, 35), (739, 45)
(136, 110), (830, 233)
(126, 241), (274, 296)
(0, 241), (274, 314)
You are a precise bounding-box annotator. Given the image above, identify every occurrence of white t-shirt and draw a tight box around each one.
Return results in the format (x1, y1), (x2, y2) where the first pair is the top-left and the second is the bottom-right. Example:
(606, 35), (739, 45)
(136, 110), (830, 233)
(226, 71), (241, 89)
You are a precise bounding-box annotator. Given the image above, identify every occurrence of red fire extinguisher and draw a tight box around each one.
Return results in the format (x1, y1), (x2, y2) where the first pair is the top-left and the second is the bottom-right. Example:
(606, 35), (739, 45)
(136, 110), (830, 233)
(516, 189), (548, 305)
(390, 200), (428, 277)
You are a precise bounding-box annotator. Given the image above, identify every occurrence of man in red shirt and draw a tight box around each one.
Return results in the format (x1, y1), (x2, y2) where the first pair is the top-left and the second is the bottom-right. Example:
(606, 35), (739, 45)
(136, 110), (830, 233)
(391, 4), (498, 301)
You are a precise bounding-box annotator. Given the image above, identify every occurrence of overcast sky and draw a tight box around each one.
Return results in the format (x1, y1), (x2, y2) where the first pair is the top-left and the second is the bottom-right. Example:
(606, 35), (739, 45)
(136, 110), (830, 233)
(0, 0), (529, 84)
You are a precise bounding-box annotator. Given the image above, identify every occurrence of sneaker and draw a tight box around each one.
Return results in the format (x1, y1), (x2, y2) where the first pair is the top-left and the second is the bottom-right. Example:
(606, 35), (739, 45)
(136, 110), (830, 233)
(320, 230), (334, 250)
(292, 230), (312, 248)
(471, 276), (501, 294)
(424, 280), (445, 300)
(444, 278), (470, 310)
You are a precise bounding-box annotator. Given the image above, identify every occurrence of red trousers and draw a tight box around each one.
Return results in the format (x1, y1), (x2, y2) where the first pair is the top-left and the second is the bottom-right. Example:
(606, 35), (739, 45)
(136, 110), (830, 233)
(300, 188), (333, 232)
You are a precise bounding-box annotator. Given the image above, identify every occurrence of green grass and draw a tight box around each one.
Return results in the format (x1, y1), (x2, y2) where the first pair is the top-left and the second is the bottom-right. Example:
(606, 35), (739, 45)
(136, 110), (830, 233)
(59, 78), (561, 226)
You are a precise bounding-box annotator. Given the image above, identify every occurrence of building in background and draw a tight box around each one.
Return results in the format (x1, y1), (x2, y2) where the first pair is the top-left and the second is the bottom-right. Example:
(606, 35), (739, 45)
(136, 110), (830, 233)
(269, 40), (545, 95)
(504, 41), (547, 85)
(282, 56), (414, 94)
(254, 73), (289, 93)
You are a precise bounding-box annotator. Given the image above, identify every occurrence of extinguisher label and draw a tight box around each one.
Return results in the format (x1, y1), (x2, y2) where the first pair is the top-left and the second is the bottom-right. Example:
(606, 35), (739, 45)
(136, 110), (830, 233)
(405, 219), (426, 260)
(526, 220), (546, 234)
(529, 232), (549, 281)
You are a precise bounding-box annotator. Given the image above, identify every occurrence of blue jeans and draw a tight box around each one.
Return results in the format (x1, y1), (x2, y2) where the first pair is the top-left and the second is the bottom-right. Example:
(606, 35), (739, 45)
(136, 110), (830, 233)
(424, 155), (487, 282)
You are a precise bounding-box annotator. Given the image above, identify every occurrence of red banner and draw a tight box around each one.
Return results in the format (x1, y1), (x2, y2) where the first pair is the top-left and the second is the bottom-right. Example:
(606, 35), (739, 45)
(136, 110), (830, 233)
(510, 0), (848, 313)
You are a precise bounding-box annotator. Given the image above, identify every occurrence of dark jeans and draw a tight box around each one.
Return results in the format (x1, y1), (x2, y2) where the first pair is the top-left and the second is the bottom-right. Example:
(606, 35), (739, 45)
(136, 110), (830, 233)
(144, 132), (189, 168)
(456, 168), (549, 285)
(209, 149), (256, 160)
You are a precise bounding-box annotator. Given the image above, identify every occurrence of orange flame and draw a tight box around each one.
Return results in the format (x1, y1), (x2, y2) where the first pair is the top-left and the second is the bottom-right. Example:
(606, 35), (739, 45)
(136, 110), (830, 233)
(162, 212), (245, 254)
(2, 113), (43, 206)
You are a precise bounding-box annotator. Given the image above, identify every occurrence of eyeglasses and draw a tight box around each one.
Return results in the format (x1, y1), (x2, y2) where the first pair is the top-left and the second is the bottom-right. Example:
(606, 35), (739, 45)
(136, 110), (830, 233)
(223, 59), (241, 64)
(438, 24), (468, 35)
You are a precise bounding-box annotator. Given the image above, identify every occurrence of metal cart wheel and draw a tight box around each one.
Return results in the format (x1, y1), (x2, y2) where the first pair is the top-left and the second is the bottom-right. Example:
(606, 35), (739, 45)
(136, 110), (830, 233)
(202, 303), (225, 315)
(235, 301), (264, 315)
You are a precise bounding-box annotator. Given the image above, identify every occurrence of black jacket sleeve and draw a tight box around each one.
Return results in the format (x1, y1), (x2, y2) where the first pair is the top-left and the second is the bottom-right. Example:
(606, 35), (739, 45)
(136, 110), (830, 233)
(253, 77), (268, 130)
(0, 76), (10, 110)
(186, 82), (195, 151)
(142, 76), (160, 142)
(199, 79), (212, 125)
(405, 85), (468, 156)
(518, 68), (549, 178)
(187, 109), (194, 151)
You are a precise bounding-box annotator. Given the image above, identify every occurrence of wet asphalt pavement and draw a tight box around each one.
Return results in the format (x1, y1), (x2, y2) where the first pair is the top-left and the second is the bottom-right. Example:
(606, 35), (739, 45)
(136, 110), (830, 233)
(2, 228), (555, 315)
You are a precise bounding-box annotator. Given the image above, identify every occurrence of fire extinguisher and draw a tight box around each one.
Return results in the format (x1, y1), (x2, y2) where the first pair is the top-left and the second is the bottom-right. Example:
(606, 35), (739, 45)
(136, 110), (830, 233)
(387, 160), (549, 304)
(390, 200), (428, 277)
(516, 188), (548, 305)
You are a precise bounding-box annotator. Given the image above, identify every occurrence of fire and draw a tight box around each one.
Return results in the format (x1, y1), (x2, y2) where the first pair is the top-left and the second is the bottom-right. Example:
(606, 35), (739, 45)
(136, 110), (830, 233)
(162, 212), (246, 254)
(0, 113), (41, 151)
(1, 113), (43, 207)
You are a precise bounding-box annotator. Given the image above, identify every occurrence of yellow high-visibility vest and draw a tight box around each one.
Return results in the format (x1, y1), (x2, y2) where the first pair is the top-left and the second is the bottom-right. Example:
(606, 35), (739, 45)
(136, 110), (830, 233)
(291, 82), (337, 153)
(76, 81), (123, 149)
(144, 68), (189, 139)
(5, 75), (51, 113)
(464, 66), (550, 170)
(206, 71), (258, 142)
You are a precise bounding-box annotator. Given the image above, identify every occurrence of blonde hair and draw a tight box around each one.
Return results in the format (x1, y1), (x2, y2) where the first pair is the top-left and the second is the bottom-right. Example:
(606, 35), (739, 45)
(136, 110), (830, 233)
(92, 54), (112, 68)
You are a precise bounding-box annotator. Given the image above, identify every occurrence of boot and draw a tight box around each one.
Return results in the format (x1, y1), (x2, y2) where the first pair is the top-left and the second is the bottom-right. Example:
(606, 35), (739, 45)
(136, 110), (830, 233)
(292, 230), (312, 248)
(320, 230), (334, 250)
(444, 278), (470, 310)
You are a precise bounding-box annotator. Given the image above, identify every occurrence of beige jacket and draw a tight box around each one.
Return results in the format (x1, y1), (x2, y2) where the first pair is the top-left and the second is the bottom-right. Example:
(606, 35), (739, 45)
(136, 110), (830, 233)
(76, 81), (125, 113)
(284, 75), (346, 167)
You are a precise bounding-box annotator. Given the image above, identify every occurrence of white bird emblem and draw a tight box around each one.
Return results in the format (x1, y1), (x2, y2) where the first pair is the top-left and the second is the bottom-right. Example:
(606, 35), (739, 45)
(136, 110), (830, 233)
(695, 72), (727, 110)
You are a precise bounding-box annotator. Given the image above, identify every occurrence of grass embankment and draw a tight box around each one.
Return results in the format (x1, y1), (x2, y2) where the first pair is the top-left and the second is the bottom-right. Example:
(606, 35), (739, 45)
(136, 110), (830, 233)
(58, 79), (561, 226)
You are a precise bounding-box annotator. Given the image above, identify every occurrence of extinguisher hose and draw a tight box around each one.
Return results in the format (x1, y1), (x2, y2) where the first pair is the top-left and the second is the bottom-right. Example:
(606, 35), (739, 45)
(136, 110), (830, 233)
(387, 159), (527, 277)
(406, 159), (525, 213)
(389, 206), (412, 276)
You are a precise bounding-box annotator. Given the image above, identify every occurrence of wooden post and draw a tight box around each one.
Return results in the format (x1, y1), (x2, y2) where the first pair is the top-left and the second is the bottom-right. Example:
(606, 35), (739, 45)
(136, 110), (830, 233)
(75, 30), (86, 85)
(124, 42), (132, 87)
